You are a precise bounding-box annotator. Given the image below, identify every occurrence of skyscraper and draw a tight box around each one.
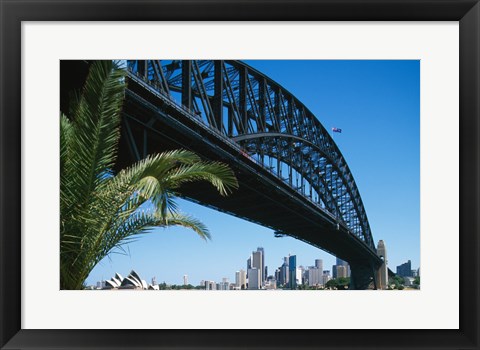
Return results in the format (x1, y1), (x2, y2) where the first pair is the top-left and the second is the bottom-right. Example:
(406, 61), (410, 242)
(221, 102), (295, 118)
(288, 255), (297, 290)
(252, 250), (264, 286)
(235, 269), (247, 289)
(322, 270), (331, 285)
(220, 278), (229, 290)
(376, 240), (388, 289)
(336, 258), (350, 277)
(257, 247), (265, 283)
(336, 265), (347, 278)
(308, 267), (322, 287)
(183, 275), (188, 286)
(248, 268), (261, 289)
(315, 259), (323, 272)
(278, 258), (289, 286)
(396, 260), (412, 277)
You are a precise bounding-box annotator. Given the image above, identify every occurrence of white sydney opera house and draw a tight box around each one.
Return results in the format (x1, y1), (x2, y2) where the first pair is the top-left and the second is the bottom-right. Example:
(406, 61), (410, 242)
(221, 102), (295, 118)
(103, 270), (154, 290)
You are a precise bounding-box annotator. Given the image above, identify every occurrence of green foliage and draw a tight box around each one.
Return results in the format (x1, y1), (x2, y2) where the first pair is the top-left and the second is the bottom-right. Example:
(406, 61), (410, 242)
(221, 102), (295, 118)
(414, 276), (420, 285)
(325, 279), (338, 289)
(60, 61), (238, 290)
(168, 284), (195, 290)
(325, 277), (350, 290)
(388, 275), (405, 289)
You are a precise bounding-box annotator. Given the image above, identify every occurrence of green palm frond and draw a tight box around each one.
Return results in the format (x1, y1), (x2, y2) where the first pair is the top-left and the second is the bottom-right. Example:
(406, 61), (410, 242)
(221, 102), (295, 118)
(67, 60), (126, 207)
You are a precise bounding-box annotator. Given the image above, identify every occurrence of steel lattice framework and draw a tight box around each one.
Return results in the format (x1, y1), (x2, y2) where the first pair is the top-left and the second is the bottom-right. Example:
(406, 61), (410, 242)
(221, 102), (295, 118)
(126, 60), (376, 254)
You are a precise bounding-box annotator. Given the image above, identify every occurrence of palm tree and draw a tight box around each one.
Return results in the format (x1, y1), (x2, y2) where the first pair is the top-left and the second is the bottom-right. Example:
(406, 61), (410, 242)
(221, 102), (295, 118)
(60, 61), (238, 290)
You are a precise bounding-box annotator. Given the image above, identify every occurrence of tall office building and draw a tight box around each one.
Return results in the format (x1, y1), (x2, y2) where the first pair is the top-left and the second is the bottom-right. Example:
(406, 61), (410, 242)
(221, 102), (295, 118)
(296, 267), (303, 286)
(336, 258), (350, 277)
(236, 269), (247, 289)
(376, 240), (388, 289)
(183, 275), (188, 286)
(308, 267), (323, 287)
(315, 259), (323, 272)
(220, 278), (229, 290)
(247, 257), (251, 278)
(288, 255), (297, 289)
(205, 281), (216, 290)
(257, 247), (265, 283)
(248, 268), (261, 289)
(396, 260), (412, 277)
(336, 265), (347, 278)
(252, 250), (264, 286)
(322, 271), (331, 285)
(278, 258), (289, 286)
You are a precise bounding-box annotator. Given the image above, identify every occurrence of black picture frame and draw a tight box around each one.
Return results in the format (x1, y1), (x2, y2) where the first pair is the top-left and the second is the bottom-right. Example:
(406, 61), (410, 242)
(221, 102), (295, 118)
(1, 1), (479, 349)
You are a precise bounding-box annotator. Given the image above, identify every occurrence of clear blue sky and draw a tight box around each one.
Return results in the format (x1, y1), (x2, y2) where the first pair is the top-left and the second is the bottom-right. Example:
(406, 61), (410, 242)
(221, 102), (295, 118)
(86, 60), (420, 286)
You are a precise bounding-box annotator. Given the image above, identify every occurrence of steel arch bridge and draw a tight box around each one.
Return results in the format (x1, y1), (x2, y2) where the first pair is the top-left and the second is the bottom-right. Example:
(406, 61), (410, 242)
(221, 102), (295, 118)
(81, 60), (384, 289)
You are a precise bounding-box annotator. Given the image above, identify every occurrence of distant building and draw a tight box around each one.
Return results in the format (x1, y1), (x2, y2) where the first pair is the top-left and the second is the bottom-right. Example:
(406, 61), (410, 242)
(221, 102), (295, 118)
(252, 250), (264, 286)
(315, 259), (323, 272)
(274, 268), (281, 283)
(322, 271), (331, 285)
(397, 260), (413, 277)
(336, 258), (350, 277)
(236, 270), (247, 289)
(265, 279), (277, 290)
(257, 247), (266, 284)
(205, 281), (216, 290)
(277, 257), (289, 286)
(288, 255), (297, 289)
(376, 240), (388, 289)
(296, 267), (303, 285)
(183, 275), (188, 286)
(308, 267), (323, 287)
(248, 268), (261, 290)
(336, 265), (347, 279)
(219, 279), (229, 290)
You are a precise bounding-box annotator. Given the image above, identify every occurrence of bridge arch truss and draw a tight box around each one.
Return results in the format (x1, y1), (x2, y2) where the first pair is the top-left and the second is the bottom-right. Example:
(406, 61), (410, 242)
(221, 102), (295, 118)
(127, 60), (376, 252)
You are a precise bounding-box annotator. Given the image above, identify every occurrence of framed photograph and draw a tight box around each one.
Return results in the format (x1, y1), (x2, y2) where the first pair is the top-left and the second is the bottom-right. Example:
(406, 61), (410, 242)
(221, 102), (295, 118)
(1, 0), (479, 349)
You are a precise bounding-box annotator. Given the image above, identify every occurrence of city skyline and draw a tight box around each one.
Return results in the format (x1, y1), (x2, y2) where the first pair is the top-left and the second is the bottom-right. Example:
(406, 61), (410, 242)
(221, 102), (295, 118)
(92, 244), (418, 289)
(89, 242), (419, 288)
(85, 60), (420, 287)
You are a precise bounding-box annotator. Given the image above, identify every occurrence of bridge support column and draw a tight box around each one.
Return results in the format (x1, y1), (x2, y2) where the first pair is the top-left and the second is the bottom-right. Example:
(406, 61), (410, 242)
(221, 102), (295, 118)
(349, 262), (377, 290)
